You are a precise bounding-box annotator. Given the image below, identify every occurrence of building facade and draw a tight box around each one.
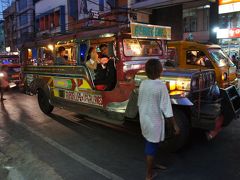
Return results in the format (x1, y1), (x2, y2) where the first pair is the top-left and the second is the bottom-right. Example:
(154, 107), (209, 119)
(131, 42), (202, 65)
(34, 0), (68, 38)
(0, 20), (5, 52)
(3, 1), (17, 52)
(15, 0), (35, 48)
(130, 0), (219, 42)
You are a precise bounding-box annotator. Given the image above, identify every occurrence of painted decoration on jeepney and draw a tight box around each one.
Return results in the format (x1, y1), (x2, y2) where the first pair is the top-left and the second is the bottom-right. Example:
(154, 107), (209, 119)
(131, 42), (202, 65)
(53, 78), (76, 90)
(131, 22), (171, 40)
(65, 90), (103, 107)
(53, 78), (92, 91)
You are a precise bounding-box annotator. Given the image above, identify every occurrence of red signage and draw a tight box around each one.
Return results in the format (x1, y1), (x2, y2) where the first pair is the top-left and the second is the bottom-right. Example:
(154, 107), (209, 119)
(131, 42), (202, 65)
(229, 28), (240, 38)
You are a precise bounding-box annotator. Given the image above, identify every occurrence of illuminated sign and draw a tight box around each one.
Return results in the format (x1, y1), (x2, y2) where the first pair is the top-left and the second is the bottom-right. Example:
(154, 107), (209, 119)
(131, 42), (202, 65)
(219, 0), (240, 5)
(219, 0), (240, 14)
(217, 28), (240, 38)
(131, 22), (171, 40)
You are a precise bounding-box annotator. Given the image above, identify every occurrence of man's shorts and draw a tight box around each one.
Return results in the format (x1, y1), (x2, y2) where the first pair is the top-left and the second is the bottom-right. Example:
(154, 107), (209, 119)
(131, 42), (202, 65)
(144, 140), (159, 156)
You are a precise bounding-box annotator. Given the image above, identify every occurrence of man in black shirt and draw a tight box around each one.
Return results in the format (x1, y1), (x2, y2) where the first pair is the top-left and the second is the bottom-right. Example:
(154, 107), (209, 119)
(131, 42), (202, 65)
(99, 44), (117, 91)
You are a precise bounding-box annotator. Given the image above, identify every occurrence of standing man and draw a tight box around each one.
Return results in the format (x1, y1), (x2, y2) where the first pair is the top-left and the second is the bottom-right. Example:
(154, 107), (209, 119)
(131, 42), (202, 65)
(138, 59), (180, 180)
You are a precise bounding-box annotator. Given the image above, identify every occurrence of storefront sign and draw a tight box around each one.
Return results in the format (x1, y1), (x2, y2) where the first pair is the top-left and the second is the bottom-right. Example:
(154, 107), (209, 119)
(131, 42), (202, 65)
(217, 28), (240, 38)
(219, 0), (240, 5)
(219, 0), (240, 14)
(131, 22), (171, 40)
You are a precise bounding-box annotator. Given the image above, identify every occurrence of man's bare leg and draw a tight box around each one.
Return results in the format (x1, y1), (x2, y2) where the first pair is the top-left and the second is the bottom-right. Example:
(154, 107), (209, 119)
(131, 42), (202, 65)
(146, 155), (154, 180)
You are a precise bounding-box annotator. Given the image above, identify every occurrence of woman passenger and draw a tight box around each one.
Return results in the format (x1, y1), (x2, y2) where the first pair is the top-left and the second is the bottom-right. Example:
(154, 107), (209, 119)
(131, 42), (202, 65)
(86, 47), (109, 87)
(86, 47), (99, 79)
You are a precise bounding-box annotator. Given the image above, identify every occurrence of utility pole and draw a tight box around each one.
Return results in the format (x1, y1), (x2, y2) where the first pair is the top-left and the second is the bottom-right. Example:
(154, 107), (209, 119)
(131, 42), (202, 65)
(209, 0), (219, 44)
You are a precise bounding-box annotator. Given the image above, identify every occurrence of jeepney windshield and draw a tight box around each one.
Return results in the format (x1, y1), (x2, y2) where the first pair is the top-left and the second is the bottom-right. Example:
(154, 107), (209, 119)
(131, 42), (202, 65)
(123, 39), (163, 56)
(208, 49), (234, 67)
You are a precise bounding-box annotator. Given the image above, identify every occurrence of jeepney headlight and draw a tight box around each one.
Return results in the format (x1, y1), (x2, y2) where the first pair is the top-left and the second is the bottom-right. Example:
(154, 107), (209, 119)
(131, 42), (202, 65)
(166, 81), (176, 91)
(222, 72), (227, 81)
(165, 80), (190, 91)
(0, 72), (4, 78)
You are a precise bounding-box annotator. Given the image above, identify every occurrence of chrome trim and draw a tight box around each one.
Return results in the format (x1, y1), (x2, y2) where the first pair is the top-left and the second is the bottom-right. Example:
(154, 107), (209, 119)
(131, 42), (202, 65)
(106, 100), (129, 113)
(171, 97), (193, 106)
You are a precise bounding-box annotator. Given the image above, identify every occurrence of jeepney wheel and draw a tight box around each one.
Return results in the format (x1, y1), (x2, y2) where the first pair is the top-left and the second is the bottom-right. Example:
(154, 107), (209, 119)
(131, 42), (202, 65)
(163, 108), (190, 152)
(38, 88), (54, 114)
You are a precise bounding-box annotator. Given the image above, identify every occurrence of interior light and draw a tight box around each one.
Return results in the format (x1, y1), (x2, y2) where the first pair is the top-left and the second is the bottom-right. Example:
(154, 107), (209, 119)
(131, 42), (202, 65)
(48, 44), (54, 51)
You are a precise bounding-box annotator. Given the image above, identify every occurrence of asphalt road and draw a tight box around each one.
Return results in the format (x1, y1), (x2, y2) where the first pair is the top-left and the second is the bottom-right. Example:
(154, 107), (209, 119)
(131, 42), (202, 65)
(0, 90), (240, 180)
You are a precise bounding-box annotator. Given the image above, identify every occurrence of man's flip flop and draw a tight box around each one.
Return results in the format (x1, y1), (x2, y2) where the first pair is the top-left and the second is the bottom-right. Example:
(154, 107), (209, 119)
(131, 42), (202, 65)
(146, 172), (158, 180)
(154, 164), (167, 170)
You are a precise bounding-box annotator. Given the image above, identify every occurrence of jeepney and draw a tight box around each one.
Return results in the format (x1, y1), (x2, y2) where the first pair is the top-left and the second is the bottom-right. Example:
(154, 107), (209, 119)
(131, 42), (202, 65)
(0, 53), (21, 86)
(22, 23), (240, 151)
(167, 41), (238, 88)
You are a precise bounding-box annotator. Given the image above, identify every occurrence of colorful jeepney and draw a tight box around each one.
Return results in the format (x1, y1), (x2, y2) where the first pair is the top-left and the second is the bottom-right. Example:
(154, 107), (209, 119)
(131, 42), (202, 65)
(21, 23), (240, 151)
(0, 53), (21, 85)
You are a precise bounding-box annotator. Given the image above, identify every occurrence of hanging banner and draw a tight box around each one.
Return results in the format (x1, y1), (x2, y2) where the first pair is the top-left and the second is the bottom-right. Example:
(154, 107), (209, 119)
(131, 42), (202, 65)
(131, 22), (171, 40)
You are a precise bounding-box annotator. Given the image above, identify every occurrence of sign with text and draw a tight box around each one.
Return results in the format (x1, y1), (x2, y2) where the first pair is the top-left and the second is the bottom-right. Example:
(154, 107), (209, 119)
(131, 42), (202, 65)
(219, 0), (240, 14)
(219, 0), (240, 5)
(131, 23), (171, 40)
(217, 28), (240, 38)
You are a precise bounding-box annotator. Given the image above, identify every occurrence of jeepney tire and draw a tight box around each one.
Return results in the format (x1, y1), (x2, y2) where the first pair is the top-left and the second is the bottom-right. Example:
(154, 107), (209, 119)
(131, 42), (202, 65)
(162, 108), (190, 152)
(38, 88), (54, 115)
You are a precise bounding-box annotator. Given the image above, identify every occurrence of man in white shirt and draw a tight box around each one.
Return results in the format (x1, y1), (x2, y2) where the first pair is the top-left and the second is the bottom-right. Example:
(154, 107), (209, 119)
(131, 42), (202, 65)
(138, 59), (180, 180)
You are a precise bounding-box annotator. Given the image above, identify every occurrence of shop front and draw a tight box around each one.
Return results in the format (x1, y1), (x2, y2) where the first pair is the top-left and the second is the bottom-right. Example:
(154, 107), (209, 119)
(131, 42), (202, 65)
(217, 0), (240, 60)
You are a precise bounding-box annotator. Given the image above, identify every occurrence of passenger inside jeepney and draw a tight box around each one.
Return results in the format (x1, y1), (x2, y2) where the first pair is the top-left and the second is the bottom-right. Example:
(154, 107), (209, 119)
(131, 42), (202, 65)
(38, 47), (54, 66)
(86, 47), (107, 90)
(86, 44), (116, 91)
(55, 46), (68, 65)
(99, 43), (116, 91)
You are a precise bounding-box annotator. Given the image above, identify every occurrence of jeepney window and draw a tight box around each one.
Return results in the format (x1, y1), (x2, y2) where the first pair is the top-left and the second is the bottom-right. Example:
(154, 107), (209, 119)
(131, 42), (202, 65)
(25, 48), (37, 65)
(186, 50), (213, 68)
(208, 49), (234, 67)
(55, 43), (77, 65)
(79, 43), (88, 63)
(123, 39), (163, 56)
(38, 47), (54, 66)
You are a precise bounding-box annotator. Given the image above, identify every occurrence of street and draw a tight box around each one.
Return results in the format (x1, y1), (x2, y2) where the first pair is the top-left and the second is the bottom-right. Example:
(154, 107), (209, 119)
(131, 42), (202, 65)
(0, 90), (239, 180)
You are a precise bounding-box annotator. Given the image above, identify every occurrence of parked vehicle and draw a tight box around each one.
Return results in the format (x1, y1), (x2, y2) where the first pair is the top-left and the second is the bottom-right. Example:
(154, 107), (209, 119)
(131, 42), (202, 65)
(21, 23), (240, 151)
(0, 53), (21, 86)
(167, 41), (238, 88)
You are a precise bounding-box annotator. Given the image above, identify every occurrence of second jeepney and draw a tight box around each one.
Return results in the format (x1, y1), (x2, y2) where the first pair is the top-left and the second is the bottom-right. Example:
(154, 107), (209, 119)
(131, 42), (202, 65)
(21, 23), (240, 151)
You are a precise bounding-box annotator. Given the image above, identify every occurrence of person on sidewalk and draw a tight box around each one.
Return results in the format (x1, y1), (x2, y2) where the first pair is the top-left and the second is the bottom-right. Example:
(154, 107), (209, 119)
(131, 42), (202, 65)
(138, 59), (180, 180)
(0, 65), (9, 101)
